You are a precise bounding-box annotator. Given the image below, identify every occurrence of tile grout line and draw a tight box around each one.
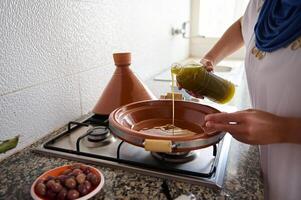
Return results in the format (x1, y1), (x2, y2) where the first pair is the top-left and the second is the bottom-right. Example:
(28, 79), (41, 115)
(0, 64), (111, 97)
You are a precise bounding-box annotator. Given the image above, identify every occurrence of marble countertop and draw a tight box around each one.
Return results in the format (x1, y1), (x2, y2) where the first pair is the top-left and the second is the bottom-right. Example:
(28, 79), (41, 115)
(0, 125), (263, 200)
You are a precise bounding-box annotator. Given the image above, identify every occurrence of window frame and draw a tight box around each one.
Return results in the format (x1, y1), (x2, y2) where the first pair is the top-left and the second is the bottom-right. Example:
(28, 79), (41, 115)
(189, 0), (245, 60)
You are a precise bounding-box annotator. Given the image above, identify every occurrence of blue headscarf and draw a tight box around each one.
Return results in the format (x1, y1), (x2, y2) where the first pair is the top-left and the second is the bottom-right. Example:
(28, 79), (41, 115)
(254, 0), (301, 52)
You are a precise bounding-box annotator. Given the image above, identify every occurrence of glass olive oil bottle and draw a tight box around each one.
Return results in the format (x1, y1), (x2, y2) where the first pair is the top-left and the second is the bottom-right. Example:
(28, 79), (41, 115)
(171, 63), (235, 104)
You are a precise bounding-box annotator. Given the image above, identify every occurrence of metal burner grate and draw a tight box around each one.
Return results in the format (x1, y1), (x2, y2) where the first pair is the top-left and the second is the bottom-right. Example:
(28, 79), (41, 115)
(115, 140), (217, 178)
(39, 114), (232, 188)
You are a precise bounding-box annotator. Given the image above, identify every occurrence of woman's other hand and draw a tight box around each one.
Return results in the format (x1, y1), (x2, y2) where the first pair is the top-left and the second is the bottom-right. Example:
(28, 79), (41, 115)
(204, 109), (299, 145)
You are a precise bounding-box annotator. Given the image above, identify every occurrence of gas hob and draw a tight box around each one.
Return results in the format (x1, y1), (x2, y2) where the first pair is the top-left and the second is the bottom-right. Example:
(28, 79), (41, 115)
(35, 113), (232, 188)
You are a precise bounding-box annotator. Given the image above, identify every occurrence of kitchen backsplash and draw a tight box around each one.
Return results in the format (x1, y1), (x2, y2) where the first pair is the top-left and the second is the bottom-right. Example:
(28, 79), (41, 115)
(0, 0), (190, 160)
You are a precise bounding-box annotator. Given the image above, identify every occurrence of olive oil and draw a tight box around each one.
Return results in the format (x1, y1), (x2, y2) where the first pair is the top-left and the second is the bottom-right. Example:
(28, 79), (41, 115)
(149, 73), (177, 136)
(140, 125), (197, 136)
(171, 73), (175, 135)
(141, 62), (235, 137)
(171, 63), (235, 104)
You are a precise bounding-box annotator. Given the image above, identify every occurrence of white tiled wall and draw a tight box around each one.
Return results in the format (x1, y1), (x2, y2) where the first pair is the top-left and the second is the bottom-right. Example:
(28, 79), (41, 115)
(79, 66), (114, 115)
(0, 0), (190, 160)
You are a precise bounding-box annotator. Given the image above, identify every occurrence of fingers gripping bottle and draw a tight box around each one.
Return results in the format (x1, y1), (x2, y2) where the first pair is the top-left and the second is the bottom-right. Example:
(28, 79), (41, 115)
(171, 62), (235, 104)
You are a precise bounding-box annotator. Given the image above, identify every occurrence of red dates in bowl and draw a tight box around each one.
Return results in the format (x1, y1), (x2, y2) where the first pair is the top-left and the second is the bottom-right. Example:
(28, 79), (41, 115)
(31, 163), (104, 200)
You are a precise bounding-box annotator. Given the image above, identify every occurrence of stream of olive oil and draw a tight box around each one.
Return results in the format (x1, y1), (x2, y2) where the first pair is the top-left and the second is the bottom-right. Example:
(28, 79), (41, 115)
(171, 73), (175, 135)
(139, 70), (198, 137)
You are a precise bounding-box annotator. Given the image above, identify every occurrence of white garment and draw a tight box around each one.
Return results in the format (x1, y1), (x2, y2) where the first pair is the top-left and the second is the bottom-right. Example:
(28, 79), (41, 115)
(241, 0), (301, 200)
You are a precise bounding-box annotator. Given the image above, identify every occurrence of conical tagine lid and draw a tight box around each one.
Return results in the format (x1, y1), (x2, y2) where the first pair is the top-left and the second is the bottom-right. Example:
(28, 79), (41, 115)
(92, 52), (156, 115)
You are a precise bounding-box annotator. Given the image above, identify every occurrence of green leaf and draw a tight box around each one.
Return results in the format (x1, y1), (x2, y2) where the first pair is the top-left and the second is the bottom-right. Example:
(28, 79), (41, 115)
(0, 135), (19, 154)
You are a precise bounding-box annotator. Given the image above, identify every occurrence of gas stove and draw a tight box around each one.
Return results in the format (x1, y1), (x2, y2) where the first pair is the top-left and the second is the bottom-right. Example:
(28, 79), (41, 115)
(36, 113), (232, 189)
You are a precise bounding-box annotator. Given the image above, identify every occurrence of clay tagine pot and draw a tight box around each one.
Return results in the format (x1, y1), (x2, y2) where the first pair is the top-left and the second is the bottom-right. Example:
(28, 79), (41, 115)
(109, 100), (225, 153)
(93, 52), (156, 115)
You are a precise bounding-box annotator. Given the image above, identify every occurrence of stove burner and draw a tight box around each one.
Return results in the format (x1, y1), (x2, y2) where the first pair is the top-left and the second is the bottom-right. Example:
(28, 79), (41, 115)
(87, 126), (110, 142)
(81, 126), (116, 148)
(151, 151), (196, 163)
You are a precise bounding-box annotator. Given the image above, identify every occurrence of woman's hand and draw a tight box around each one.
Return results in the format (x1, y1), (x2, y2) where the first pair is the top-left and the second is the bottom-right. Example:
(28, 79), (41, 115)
(204, 109), (301, 145)
(200, 58), (214, 72)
